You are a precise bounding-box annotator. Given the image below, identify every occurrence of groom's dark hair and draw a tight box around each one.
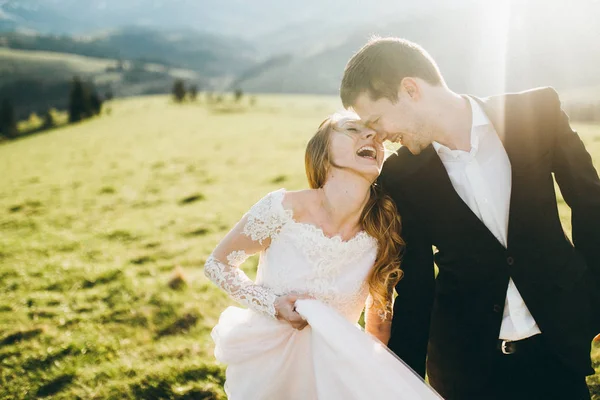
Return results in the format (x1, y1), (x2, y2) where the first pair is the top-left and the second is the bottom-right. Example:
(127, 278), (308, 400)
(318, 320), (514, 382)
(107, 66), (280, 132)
(340, 37), (444, 108)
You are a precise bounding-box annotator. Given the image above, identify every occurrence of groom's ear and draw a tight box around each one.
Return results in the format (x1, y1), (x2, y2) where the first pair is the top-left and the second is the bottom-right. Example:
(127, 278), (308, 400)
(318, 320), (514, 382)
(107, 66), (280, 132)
(400, 78), (420, 101)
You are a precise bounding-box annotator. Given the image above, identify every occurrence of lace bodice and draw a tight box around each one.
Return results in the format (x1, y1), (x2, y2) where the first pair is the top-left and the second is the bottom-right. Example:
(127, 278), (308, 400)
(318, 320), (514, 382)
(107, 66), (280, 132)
(204, 189), (379, 322)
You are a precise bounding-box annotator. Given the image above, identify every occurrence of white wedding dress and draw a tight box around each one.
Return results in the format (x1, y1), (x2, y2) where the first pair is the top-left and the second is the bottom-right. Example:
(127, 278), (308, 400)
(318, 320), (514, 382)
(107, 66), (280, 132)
(205, 189), (442, 399)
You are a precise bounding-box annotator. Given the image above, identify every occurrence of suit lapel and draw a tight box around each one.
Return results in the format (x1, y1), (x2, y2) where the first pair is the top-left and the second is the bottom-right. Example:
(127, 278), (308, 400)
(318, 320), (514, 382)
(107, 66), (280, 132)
(405, 94), (527, 251)
(416, 143), (508, 250)
(477, 94), (526, 250)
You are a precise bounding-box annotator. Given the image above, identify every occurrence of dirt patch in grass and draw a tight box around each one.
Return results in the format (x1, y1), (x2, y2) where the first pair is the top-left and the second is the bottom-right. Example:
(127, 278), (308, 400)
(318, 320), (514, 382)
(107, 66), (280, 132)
(179, 193), (205, 205)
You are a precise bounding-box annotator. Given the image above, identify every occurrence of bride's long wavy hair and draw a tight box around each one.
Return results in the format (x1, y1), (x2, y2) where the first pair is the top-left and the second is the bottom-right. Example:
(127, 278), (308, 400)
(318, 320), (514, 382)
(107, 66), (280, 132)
(305, 114), (405, 317)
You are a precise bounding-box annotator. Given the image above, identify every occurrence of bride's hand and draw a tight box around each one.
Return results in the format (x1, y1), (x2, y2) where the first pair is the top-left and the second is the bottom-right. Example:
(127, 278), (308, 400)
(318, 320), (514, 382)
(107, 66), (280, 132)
(274, 293), (313, 330)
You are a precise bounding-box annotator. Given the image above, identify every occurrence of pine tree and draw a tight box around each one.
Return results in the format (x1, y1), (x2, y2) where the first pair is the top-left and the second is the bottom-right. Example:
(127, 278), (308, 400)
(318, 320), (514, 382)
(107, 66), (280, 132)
(234, 88), (243, 102)
(189, 84), (198, 101)
(90, 91), (103, 115)
(105, 88), (114, 101)
(68, 76), (91, 123)
(42, 109), (55, 130)
(172, 79), (186, 103)
(0, 99), (18, 139)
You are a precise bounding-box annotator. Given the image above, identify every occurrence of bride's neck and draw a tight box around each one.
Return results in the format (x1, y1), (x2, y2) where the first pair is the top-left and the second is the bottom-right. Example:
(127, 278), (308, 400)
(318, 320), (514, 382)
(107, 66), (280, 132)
(319, 172), (371, 233)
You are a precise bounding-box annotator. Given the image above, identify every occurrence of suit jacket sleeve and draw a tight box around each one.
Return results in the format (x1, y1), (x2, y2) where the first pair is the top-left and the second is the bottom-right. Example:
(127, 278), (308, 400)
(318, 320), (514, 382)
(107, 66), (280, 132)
(549, 88), (600, 288)
(379, 170), (435, 378)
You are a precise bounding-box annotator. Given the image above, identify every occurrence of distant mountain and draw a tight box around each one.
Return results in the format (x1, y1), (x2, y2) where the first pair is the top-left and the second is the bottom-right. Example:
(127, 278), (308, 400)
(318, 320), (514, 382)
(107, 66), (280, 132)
(0, 26), (256, 77)
(1, 0), (599, 105)
(0, 0), (470, 38)
(0, 25), (256, 118)
(0, 47), (202, 119)
(233, 1), (600, 97)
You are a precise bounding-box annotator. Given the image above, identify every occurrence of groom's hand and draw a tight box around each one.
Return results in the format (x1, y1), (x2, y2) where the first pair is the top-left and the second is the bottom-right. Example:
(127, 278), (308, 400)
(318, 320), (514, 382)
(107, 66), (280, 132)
(274, 292), (313, 330)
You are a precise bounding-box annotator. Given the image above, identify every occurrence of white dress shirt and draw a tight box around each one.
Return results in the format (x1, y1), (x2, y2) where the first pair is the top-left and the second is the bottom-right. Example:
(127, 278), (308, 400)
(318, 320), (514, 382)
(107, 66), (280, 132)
(432, 96), (541, 341)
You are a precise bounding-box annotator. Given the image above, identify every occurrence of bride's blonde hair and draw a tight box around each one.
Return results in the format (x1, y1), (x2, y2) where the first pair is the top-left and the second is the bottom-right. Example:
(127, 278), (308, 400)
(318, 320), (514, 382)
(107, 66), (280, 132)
(305, 114), (404, 317)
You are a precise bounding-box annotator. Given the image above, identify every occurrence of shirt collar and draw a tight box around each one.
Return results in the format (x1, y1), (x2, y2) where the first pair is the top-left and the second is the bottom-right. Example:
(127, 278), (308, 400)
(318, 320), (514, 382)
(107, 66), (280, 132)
(432, 96), (491, 156)
(469, 96), (491, 128)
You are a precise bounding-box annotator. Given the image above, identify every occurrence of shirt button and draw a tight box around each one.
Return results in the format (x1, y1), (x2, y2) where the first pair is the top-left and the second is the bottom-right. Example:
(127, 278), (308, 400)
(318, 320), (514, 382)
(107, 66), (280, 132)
(507, 257), (515, 266)
(493, 304), (503, 313)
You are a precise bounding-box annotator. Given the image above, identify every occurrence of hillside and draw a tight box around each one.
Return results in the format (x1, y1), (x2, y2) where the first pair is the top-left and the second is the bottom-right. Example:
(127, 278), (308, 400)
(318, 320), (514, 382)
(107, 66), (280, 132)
(0, 94), (598, 398)
(0, 94), (340, 398)
(0, 27), (255, 77)
(0, 25), (259, 118)
(0, 47), (200, 118)
(1, 0), (599, 120)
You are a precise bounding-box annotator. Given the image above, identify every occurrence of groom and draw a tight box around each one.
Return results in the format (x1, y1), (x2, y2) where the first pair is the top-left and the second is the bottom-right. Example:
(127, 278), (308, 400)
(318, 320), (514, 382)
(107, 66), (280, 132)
(341, 37), (600, 399)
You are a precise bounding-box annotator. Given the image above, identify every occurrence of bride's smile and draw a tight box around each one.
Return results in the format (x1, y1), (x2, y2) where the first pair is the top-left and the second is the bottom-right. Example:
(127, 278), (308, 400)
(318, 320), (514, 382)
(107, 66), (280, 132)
(327, 113), (385, 182)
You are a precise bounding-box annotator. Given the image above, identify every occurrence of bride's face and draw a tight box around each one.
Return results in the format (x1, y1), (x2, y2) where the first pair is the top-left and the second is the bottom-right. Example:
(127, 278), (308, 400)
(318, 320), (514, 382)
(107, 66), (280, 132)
(328, 114), (385, 182)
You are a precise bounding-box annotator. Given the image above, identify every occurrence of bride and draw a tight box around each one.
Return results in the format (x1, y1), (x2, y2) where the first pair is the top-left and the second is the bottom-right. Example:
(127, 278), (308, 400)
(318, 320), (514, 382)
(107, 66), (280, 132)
(204, 112), (442, 399)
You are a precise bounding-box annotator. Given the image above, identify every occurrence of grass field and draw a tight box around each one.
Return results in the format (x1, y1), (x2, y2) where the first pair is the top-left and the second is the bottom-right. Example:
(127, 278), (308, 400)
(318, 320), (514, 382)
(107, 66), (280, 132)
(0, 94), (598, 399)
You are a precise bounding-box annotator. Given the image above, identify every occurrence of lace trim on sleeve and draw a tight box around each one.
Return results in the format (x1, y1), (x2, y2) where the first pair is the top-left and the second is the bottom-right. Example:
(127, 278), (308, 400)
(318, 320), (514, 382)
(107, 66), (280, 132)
(204, 255), (278, 318)
(226, 250), (248, 267)
(242, 189), (291, 245)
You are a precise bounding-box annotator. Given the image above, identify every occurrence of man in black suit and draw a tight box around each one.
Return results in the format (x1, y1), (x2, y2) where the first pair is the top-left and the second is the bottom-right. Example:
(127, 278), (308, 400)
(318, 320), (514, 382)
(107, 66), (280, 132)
(340, 37), (600, 399)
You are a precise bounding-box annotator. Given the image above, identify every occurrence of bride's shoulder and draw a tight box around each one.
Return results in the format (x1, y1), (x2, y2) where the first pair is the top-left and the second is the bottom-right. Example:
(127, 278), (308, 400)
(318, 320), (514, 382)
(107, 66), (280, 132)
(280, 189), (319, 219)
(249, 188), (311, 217)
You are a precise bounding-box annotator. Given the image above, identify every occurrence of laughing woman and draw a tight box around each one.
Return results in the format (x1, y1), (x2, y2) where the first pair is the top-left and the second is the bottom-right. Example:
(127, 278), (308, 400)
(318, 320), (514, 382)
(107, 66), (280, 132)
(204, 112), (442, 400)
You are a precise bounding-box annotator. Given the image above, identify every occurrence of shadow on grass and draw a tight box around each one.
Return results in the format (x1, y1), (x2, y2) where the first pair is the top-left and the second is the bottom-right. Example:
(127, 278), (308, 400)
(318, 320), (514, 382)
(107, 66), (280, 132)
(131, 375), (220, 399)
(82, 269), (123, 288)
(23, 345), (78, 371)
(36, 373), (75, 397)
(178, 364), (225, 384)
(0, 328), (43, 346)
(130, 365), (224, 400)
(156, 312), (200, 338)
(182, 227), (211, 237)
(179, 193), (205, 205)
(103, 229), (140, 243)
(270, 174), (288, 184)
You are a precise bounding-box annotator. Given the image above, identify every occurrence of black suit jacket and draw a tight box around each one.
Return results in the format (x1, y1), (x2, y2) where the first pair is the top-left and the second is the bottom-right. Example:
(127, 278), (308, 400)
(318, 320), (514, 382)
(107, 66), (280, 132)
(379, 87), (600, 386)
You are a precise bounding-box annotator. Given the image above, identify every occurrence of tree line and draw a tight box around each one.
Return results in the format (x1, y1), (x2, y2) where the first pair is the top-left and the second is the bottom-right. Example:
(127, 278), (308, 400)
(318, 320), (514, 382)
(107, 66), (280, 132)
(171, 79), (251, 105)
(0, 77), (109, 140)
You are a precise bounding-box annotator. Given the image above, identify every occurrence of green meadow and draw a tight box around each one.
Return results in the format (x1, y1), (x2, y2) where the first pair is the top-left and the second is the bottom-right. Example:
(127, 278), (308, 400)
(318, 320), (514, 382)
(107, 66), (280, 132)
(0, 94), (598, 399)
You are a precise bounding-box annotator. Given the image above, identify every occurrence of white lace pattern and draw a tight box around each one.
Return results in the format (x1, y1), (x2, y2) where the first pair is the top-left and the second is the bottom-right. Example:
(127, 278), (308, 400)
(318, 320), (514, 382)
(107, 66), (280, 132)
(242, 191), (292, 244)
(205, 188), (384, 323)
(226, 250), (248, 267)
(204, 255), (278, 317)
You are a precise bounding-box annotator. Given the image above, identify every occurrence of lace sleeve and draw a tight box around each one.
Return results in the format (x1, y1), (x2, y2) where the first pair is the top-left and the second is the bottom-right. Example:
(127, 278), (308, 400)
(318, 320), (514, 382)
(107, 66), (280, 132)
(203, 190), (289, 318)
(204, 255), (278, 317)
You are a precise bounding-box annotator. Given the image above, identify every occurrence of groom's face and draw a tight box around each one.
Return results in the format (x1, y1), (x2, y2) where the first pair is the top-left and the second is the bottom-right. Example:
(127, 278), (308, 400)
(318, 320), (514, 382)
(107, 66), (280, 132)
(352, 87), (433, 155)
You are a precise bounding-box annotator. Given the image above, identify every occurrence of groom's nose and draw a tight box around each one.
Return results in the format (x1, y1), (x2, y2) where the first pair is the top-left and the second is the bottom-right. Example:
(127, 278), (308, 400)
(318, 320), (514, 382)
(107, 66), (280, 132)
(361, 128), (376, 141)
(374, 130), (387, 143)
